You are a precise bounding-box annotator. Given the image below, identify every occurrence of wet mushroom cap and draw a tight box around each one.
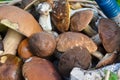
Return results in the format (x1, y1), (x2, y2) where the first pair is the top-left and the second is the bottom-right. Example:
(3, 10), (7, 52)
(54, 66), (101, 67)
(22, 56), (62, 80)
(18, 38), (33, 60)
(70, 10), (93, 31)
(0, 5), (42, 37)
(58, 46), (92, 76)
(98, 18), (120, 53)
(28, 32), (56, 58)
(0, 54), (23, 80)
(56, 32), (97, 53)
(51, 0), (70, 32)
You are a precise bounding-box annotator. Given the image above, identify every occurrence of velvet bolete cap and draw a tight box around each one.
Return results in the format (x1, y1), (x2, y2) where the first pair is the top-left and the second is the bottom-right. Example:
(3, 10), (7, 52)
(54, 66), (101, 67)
(22, 56), (62, 80)
(70, 10), (93, 32)
(51, 0), (70, 32)
(56, 32), (97, 53)
(98, 18), (120, 53)
(0, 54), (23, 80)
(28, 32), (56, 58)
(58, 46), (92, 76)
(0, 5), (42, 37)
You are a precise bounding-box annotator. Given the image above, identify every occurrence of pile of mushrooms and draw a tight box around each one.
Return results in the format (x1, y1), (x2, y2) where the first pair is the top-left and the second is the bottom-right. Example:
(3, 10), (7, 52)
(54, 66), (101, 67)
(0, 0), (120, 80)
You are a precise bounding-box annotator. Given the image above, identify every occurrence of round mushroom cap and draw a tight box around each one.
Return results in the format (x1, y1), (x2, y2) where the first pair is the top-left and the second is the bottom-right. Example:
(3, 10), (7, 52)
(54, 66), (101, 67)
(58, 46), (91, 76)
(70, 10), (93, 31)
(98, 18), (120, 53)
(51, 0), (70, 32)
(56, 32), (97, 53)
(23, 56), (62, 80)
(18, 38), (33, 60)
(28, 32), (56, 58)
(0, 54), (23, 80)
(0, 5), (42, 37)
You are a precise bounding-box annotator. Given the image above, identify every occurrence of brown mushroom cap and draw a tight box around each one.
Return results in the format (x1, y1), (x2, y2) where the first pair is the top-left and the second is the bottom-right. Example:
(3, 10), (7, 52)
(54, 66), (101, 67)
(70, 10), (93, 31)
(22, 56), (62, 80)
(18, 38), (33, 60)
(28, 32), (56, 58)
(56, 32), (97, 53)
(51, 0), (70, 32)
(0, 5), (42, 37)
(58, 46), (91, 76)
(98, 18), (120, 53)
(0, 54), (23, 80)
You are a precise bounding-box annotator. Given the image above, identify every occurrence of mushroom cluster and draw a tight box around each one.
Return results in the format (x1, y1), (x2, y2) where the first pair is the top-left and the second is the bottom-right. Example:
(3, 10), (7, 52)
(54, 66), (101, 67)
(0, 0), (120, 80)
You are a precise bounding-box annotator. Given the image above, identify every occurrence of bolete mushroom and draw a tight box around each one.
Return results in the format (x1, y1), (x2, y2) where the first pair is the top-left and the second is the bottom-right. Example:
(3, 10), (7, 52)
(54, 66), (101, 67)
(51, 0), (70, 32)
(18, 38), (33, 60)
(58, 46), (92, 76)
(28, 32), (56, 58)
(0, 5), (42, 55)
(0, 54), (23, 80)
(56, 32), (103, 59)
(22, 56), (62, 80)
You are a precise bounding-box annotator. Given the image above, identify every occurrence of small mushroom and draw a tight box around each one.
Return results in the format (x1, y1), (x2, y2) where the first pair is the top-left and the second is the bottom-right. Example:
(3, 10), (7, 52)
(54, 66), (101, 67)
(0, 54), (23, 80)
(0, 5), (42, 55)
(56, 32), (103, 59)
(28, 32), (56, 58)
(36, 1), (53, 32)
(58, 46), (92, 76)
(22, 56), (62, 80)
(70, 10), (93, 32)
(18, 38), (33, 60)
(51, 0), (70, 32)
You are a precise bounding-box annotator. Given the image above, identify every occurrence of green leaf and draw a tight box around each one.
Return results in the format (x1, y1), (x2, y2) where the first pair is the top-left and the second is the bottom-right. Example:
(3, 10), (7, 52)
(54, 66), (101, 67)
(109, 72), (118, 80)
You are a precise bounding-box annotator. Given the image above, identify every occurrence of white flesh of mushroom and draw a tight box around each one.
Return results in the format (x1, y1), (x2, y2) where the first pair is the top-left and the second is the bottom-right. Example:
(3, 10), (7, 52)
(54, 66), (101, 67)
(36, 2), (52, 32)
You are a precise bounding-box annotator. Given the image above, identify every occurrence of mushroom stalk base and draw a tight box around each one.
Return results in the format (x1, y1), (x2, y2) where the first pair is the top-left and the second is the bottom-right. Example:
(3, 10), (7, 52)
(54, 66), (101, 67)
(2, 29), (23, 55)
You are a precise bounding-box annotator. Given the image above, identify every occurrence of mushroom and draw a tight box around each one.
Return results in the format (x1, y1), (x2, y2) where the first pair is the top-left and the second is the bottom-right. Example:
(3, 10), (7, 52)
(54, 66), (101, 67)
(0, 54), (23, 80)
(58, 46), (92, 76)
(0, 5), (42, 55)
(18, 38), (33, 60)
(28, 32), (56, 58)
(22, 56), (62, 80)
(51, 0), (70, 32)
(56, 32), (103, 59)
(36, 1), (53, 32)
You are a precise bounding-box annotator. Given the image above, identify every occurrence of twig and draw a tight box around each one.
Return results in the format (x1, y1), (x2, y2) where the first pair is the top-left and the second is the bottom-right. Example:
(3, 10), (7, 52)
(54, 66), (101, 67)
(0, 0), (22, 6)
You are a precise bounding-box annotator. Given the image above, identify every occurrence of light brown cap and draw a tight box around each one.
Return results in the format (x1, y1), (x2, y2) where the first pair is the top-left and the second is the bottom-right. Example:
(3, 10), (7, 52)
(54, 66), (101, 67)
(23, 56), (62, 80)
(51, 0), (70, 32)
(0, 5), (42, 37)
(70, 10), (93, 31)
(56, 32), (97, 53)
(98, 18), (120, 53)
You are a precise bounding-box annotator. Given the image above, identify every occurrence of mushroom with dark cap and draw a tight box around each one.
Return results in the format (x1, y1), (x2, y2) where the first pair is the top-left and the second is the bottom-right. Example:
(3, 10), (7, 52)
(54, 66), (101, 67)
(56, 32), (103, 59)
(18, 38), (33, 60)
(0, 54), (23, 80)
(51, 0), (70, 32)
(0, 5), (42, 55)
(58, 46), (92, 76)
(22, 56), (62, 80)
(28, 32), (56, 58)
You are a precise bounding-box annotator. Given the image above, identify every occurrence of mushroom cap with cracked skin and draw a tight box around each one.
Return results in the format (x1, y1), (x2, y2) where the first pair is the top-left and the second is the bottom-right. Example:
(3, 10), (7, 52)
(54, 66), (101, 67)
(51, 0), (70, 32)
(98, 18), (120, 53)
(22, 56), (62, 80)
(18, 38), (33, 60)
(56, 32), (97, 53)
(0, 5), (42, 37)
(70, 10), (93, 32)
(58, 46), (92, 76)
(0, 54), (23, 80)
(28, 32), (56, 58)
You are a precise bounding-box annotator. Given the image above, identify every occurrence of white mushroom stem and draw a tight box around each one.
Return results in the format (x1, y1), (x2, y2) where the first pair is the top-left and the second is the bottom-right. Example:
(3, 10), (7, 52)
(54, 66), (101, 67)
(91, 34), (101, 45)
(92, 51), (104, 60)
(37, 2), (52, 32)
(105, 70), (110, 80)
(2, 29), (23, 55)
